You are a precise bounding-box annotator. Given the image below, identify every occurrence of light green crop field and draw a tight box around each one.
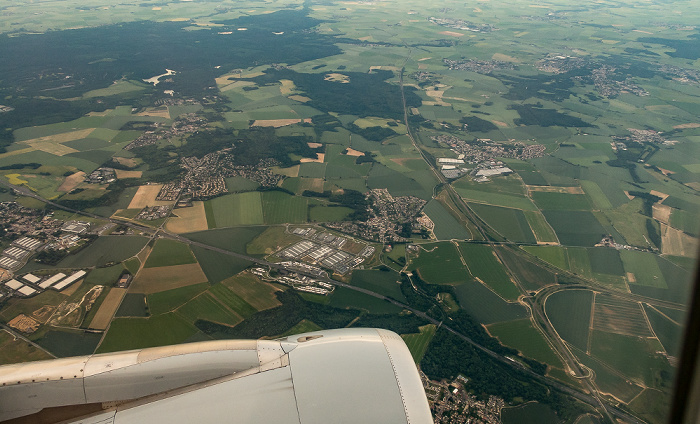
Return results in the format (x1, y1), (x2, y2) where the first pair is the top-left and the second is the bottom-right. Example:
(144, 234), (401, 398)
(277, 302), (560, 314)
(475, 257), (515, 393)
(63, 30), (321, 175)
(96, 313), (197, 354)
(487, 319), (562, 368)
(458, 243), (520, 300)
(545, 289), (593, 352)
(206, 192), (264, 227)
(401, 324), (437, 363)
(411, 242), (471, 285)
(144, 239), (197, 268)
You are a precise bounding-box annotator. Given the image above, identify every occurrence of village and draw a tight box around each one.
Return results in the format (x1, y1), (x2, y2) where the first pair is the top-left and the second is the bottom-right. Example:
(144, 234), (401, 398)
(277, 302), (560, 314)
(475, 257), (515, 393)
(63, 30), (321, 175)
(422, 373), (505, 424)
(326, 188), (428, 243)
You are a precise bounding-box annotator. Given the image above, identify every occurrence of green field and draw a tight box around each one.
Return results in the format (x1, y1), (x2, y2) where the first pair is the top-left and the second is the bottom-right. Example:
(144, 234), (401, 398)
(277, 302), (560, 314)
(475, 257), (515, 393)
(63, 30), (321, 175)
(221, 273), (283, 311)
(21, 236), (148, 272)
(545, 289), (593, 352)
(147, 283), (209, 316)
(522, 246), (568, 270)
(542, 211), (607, 247)
(84, 264), (126, 285)
(115, 293), (148, 317)
(644, 305), (683, 357)
(455, 188), (537, 211)
(328, 286), (401, 314)
(262, 191), (308, 224)
(191, 246), (253, 284)
(501, 403), (559, 424)
(245, 226), (301, 256)
(590, 330), (671, 388)
(497, 247), (557, 291)
(208, 284), (258, 319)
(225, 176), (260, 192)
(469, 203), (536, 244)
(144, 239), (197, 268)
(185, 227), (267, 256)
(530, 192), (592, 210)
(176, 292), (242, 326)
(458, 243), (520, 300)
(411, 242), (471, 285)
(453, 281), (528, 325)
(97, 313), (197, 353)
(350, 269), (406, 302)
(523, 211), (559, 243)
(620, 250), (667, 288)
(35, 329), (102, 358)
(309, 205), (352, 222)
(206, 192), (264, 227)
(422, 200), (472, 240)
(487, 319), (562, 367)
(401, 324), (436, 363)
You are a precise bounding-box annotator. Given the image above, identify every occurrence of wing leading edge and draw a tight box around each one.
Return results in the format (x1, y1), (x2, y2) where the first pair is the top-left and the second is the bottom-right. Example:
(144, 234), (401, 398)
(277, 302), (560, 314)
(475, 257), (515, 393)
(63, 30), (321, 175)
(0, 328), (432, 424)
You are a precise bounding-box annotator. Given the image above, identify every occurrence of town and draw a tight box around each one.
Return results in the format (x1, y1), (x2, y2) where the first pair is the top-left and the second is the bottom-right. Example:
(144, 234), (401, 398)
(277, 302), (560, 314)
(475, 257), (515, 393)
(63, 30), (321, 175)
(422, 373), (505, 424)
(326, 189), (428, 243)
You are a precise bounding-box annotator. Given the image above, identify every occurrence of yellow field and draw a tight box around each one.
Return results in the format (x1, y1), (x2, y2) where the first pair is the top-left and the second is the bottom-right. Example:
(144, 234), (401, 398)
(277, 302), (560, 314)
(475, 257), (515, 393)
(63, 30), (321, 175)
(25, 140), (79, 156)
(661, 224), (698, 257)
(324, 73), (350, 83)
(88, 288), (127, 330)
(128, 184), (175, 209)
(527, 185), (585, 194)
(57, 171), (86, 192)
(289, 95), (311, 102)
(165, 202), (209, 234)
(439, 30), (464, 37)
(252, 118), (311, 128)
(136, 107), (170, 119)
(652, 204), (672, 224)
(272, 164), (300, 177)
(300, 153), (325, 163)
(279, 79), (295, 95)
(130, 263), (208, 294)
(115, 170), (143, 179)
(344, 147), (364, 156)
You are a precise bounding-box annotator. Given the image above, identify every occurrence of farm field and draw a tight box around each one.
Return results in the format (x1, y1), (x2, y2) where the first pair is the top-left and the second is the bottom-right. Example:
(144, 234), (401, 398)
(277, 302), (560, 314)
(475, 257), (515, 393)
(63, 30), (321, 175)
(115, 293), (148, 317)
(130, 263), (208, 294)
(458, 243), (520, 300)
(522, 211), (558, 243)
(411, 242), (470, 285)
(350, 269), (406, 303)
(261, 191), (309, 224)
(192, 247), (253, 284)
(545, 289), (593, 352)
(0, 331), (52, 364)
(176, 292), (242, 327)
(453, 281), (528, 325)
(401, 324), (436, 363)
(208, 284), (257, 319)
(644, 305), (683, 357)
(496, 247), (557, 291)
(21, 236), (148, 271)
(96, 313), (197, 353)
(328, 286), (402, 314)
(422, 200), (472, 240)
(186, 226), (267, 256)
(487, 319), (562, 368)
(245, 226), (301, 256)
(522, 246), (568, 270)
(589, 330), (671, 388)
(542, 211), (607, 247)
(144, 239), (197, 268)
(165, 202), (209, 234)
(469, 203), (536, 243)
(221, 273), (282, 311)
(591, 294), (651, 337)
(147, 283), (209, 316)
(88, 288), (127, 330)
(205, 192), (264, 227)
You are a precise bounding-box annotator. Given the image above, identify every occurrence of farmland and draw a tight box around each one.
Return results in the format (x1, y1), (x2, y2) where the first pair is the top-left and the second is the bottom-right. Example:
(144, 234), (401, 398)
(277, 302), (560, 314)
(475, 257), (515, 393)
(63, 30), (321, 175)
(0, 0), (696, 421)
(402, 324), (437, 363)
(545, 290), (593, 352)
(458, 243), (520, 300)
(411, 242), (470, 285)
(143, 239), (197, 268)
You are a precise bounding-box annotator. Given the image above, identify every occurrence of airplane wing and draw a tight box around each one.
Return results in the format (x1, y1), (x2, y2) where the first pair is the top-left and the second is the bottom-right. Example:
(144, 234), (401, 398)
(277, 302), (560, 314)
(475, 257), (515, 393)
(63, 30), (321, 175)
(0, 328), (433, 424)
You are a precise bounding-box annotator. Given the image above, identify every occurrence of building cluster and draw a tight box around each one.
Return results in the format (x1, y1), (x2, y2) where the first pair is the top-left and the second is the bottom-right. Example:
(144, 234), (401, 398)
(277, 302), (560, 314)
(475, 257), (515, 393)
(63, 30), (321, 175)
(442, 58), (513, 74)
(535, 55), (586, 74)
(326, 189), (426, 243)
(590, 65), (648, 97)
(2, 269), (86, 299)
(135, 205), (172, 221)
(431, 135), (544, 179)
(170, 151), (283, 200)
(125, 113), (207, 150)
(85, 167), (116, 184)
(61, 221), (90, 234)
(659, 64), (700, 85)
(410, 71), (439, 82)
(156, 183), (182, 201)
(428, 17), (495, 33)
(279, 228), (374, 274)
(0, 237), (44, 272)
(0, 202), (63, 240)
(422, 373), (505, 424)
